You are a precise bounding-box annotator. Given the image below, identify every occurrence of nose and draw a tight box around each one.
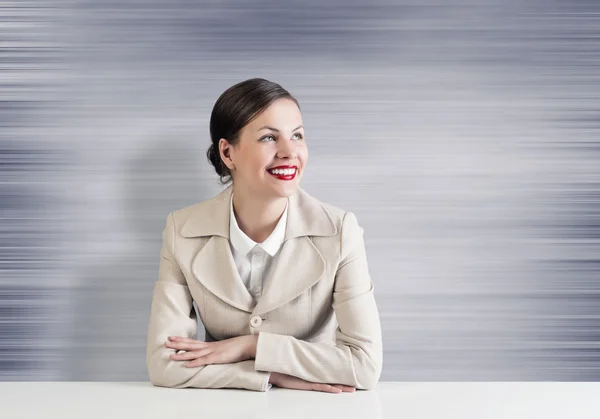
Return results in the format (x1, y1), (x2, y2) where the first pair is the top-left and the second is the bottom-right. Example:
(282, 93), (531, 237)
(276, 136), (298, 159)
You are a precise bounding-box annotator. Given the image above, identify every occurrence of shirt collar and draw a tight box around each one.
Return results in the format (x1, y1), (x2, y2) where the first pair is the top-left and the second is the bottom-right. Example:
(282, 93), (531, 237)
(229, 193), (288, 257)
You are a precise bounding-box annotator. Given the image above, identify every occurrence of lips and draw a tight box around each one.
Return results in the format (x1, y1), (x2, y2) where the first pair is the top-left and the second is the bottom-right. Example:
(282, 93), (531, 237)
(267, 165), (298, 181)
(267, 165), (297, 170)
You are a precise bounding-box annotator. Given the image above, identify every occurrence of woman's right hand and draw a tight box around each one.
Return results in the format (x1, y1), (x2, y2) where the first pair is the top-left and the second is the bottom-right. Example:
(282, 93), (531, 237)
(269, 372), (356, 394)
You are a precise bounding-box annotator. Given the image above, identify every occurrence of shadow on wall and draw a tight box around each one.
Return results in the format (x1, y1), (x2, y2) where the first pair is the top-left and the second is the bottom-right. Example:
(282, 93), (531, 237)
(0, 140), (71, 379)
(64, 129), (216, 380)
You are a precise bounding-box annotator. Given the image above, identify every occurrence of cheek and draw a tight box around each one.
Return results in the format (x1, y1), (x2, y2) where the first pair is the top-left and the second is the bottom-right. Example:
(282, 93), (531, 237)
(300, 152), (308, 166)
(243, 151), (270, 173)
(299, 145), (308, 160)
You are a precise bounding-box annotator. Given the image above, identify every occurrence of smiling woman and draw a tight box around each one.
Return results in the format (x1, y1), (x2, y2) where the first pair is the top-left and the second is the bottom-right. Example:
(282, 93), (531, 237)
(146, 78), (383, 393)
(207, 80), (307, 206)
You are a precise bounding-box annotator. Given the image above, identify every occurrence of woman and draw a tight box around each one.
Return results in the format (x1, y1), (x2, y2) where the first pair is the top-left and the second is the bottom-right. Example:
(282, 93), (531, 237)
(146, 78), (383, 393)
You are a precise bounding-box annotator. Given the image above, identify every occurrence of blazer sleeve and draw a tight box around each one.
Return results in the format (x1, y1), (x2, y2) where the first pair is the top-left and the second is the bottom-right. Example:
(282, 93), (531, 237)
(146, 212), (272, 391)
(254, 211), (383, 390)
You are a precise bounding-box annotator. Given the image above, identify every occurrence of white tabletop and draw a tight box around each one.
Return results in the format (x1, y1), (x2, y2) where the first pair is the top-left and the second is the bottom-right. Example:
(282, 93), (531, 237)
(1, 382), (599, 419)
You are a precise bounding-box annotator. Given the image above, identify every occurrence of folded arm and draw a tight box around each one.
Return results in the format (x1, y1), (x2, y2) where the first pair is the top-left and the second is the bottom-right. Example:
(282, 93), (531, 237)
(146, 212), (271, 391)
(254, 211), (383, 390)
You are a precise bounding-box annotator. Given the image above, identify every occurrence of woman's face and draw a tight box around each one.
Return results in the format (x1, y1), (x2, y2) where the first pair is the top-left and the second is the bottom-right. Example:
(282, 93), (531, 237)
(220, 98), (307, 200)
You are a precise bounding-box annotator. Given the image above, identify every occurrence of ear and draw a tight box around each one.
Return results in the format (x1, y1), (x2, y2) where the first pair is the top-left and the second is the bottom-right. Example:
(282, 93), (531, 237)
(218, 138), (235, 170)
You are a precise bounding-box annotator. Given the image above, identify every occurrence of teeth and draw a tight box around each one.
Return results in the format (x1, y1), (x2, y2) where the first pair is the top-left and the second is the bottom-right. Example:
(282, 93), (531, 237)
(269, 168), (296, 176)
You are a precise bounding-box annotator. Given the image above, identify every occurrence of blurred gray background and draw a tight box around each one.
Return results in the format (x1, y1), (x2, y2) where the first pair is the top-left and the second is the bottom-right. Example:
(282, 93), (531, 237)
(1, 0), (599, 381)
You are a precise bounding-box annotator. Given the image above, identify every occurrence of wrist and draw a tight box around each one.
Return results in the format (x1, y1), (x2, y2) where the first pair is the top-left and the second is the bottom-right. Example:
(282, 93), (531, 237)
(247, 334), (259, 359)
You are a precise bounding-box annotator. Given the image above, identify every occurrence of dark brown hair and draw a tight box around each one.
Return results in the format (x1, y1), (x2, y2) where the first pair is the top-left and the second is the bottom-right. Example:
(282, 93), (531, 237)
(206, 78), (300, 184)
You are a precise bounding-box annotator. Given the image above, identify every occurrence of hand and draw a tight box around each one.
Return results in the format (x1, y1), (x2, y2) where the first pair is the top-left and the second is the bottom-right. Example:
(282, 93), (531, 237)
(269, 372), (356, 394)
(165, 335), (258, 367)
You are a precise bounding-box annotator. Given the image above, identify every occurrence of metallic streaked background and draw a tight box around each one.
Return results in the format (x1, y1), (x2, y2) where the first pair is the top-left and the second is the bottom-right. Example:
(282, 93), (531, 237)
(1, 0), (599, 381)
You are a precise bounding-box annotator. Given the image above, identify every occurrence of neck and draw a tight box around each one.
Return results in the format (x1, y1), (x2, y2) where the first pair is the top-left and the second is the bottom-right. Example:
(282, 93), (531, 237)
(231, 185), (288, 243)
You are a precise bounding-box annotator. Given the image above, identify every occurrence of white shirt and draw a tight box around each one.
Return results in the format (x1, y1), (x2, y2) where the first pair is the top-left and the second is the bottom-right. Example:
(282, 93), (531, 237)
(229, 193), (288, 391)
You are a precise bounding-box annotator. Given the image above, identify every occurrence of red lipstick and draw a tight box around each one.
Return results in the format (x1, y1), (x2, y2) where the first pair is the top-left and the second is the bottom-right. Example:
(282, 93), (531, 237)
(267, 165), (298, 181)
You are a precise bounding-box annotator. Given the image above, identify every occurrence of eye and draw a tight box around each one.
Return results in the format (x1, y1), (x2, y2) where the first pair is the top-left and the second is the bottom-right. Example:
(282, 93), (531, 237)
(259, 135), (276, 142)
(259, 133), (304, 142)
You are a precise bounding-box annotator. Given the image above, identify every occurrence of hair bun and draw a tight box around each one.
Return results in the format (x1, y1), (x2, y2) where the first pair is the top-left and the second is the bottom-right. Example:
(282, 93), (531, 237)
(206, 145), (225, 176)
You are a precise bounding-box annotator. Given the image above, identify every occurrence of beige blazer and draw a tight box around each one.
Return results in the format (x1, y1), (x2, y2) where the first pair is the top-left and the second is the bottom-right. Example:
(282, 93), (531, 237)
(146, 184), (383, 391)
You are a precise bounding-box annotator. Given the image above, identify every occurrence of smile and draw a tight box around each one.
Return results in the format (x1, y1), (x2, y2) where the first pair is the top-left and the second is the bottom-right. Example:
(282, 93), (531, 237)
(267, 167), (297, 180)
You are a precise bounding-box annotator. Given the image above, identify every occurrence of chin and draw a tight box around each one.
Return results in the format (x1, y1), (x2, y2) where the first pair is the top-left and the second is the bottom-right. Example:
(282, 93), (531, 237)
(274, 186), (298, 197)
(268, 183), (299, 199)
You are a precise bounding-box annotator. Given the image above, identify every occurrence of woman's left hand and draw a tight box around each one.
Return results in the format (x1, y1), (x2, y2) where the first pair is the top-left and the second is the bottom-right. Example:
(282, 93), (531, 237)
(164, 335), (258, 367)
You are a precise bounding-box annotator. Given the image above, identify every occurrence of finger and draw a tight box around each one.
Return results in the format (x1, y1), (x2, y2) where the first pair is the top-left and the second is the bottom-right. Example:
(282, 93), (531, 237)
(184, 353), (216, 368)
(313, 383), (342, 394)
(165, 340), (207, 350)
(171, 348), (213, 361)
(168, 336), (195, 342)
(165, 340), (198, 348)
(332, 384), (356, 392)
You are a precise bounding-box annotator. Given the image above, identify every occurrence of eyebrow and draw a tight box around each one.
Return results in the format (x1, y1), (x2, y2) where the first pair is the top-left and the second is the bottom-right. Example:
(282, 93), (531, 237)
(257, 124), (303, 132)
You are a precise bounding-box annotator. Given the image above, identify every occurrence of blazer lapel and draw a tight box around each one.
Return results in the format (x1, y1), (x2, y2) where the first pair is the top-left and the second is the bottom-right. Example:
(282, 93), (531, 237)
(252, 187), (338, 316)
(184, 185), (254, 312)
(181, 184), (338, 315)
(251, 236), (325, 316)
(191, 235), (256, 313)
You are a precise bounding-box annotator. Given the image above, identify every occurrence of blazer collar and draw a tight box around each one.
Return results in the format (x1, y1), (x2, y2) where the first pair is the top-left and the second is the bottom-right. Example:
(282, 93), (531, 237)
(229, 191), (287, 257)
(182, 184), (338, 315)
(180, 184), (338, 240)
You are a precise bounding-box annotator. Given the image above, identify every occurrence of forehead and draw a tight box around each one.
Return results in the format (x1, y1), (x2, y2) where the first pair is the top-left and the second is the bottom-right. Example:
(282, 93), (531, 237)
(247, 99), (302, 129)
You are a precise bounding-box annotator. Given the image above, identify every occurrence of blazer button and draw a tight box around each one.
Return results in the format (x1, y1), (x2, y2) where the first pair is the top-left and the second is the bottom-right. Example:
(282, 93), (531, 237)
(250, 316), (262, 327)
